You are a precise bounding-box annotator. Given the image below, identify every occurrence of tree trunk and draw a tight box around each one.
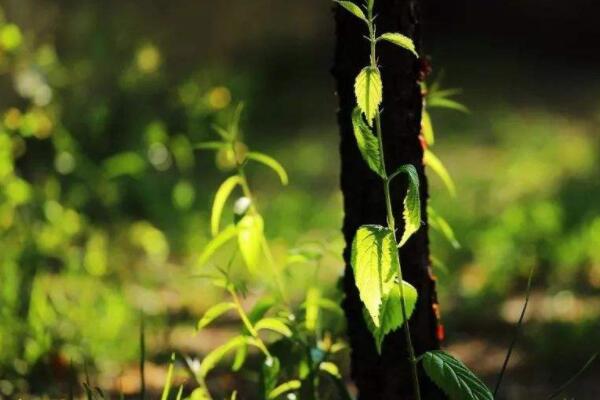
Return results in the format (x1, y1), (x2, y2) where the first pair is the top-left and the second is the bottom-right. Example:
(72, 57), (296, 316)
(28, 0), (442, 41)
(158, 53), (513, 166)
(332, 0), (443, 398)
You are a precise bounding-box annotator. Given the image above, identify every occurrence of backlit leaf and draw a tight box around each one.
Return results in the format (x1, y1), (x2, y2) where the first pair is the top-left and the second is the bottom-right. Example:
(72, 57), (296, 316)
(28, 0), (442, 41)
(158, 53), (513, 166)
(422, 351), (493, 400)
(160, 354), (175, 400)
(378, 32), (418, 57)
(305, 287), (320, 332)
(246, 152), (289, 185)
(351, 107), (384, 177)
(194, 141), (226, 151)
(427, 96), (469, 113)
(237, 213), (264, 273)
(351, 225), (398, 327)
(424, 149), (456, 197)
(197, 302), (236, 331)
(268, 380), (301, 399)
(422, 110), (434, 145)
(364, 281), (418, 353)
(211, 176), (242, 237)
(199, 336), (248, 379)
(197, 224), (237, 267)
(355, 67), (382, 125)
(255, 318), (292, 338)
(428, 206), (460, 249)
(390, 164), (421, 247)
(334, 1), (368, 23)
(262, 357), (281, 396)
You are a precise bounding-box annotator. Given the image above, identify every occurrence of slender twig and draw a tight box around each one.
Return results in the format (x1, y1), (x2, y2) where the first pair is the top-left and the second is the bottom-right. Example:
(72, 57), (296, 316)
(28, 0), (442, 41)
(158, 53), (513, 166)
(493, 265), (535, 396)
(366, 2), (421, 399)
(546, 353), (597, 400)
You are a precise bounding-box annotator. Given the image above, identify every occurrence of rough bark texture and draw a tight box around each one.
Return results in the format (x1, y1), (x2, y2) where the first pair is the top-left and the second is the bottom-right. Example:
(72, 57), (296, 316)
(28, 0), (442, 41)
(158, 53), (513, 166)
(332, 0), (443, 398)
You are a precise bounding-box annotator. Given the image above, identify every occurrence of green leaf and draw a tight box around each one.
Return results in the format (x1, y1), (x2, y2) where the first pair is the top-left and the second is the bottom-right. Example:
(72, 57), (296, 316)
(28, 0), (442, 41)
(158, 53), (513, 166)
(305, 287), (320, 332)
(175, 385), (183, 400)
(231, 343), (247, 371)
(268, 380), (301, 399)
(427, 96), (469, 113)
(197, 302), (236, 331)
(255, 318), (292, 338)
(351, 107), (384, 177)
(355, 67), (383, 126)
(246, 152), (289, 185)
(211, 176), (242, 237)
(160, 353), (175, 400)
(422, 351), (493, 400)
(422, 110), (434, 145)
(194, 141), (226, 151)
(262, 357), (281, 397)
(428, 206), (460, 249)
(334, 1), (368, 23)
(189, 388), (211, 400)
(364, 281), (418, 353)
(424, 149), (456, 197)
(319, 362), (341, 378)
(237, 213), (264, 273)
(389, 164), (421, 247)
(199, 336), (248, 379)
(351, 225), (398, 327)
(197, 224), (238, 267)
(378, 32), (418, 57)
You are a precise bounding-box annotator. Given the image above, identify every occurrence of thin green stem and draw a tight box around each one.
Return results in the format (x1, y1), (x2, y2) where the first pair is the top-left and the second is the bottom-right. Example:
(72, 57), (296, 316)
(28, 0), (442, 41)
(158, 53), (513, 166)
(228, 286), (272, 359)
(367, 5), (422, 400)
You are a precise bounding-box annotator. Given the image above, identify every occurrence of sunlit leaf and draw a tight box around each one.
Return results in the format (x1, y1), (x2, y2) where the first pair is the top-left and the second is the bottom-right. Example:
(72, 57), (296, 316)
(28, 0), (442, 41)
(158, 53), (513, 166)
(160, 354), (175, 400)
(255, 318), (292, 338)
(175, 385), (183, 400)
(197, 224), (237, 267)
(246, 151), (289, 185)
(194, 141), (227, 151)
(364, 281), (417, 353)
(231, 343), (247, 371)
(305, 287), (320, 332)
(422, 351), (493, 400)
(268, 380), (301, 399)
(319, 362), (341, 378)
(422, 110), (434, 145)
(428, 206), (460, 249)
(427, 96), (468, 113)
(211, 176), (242, 237)
(355, 67), (383, 125)
(199, 336), (248, 379)
(197, 302), (236, 331)
(351, 107), (384, 177)
(378, 32), (418, 57)
(351, 225), (398, 327)
(237, 213), (264, 273)
(424, 149), (456, 197)
(390, 164), (421, 247)
(334, 1), (368, 23)
(189, 388), (211, 400)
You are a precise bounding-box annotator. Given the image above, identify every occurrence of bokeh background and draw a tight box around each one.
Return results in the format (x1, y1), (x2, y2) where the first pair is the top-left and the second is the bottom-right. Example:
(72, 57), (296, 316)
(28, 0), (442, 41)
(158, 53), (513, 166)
(0, 0), (599, 398)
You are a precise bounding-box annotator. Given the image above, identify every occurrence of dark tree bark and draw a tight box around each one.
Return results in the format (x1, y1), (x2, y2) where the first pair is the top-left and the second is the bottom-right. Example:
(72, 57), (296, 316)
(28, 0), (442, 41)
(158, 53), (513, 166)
(332, 1), (444, 399)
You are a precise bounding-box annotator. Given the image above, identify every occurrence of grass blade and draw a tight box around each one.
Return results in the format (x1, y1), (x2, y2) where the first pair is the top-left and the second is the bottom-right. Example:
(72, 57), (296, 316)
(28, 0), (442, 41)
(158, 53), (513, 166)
(140, 313), (146, 400)
(546, 353), (597, 400)
(161, 353), (176, 400)
(493, 265), (535, 397)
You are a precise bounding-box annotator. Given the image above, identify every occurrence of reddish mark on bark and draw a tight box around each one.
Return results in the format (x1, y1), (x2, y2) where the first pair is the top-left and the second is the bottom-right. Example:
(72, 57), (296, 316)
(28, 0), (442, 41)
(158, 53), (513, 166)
(418, 56), (432, 83)
(436, 323), (446, 342)
(418, 134), (428, 152)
